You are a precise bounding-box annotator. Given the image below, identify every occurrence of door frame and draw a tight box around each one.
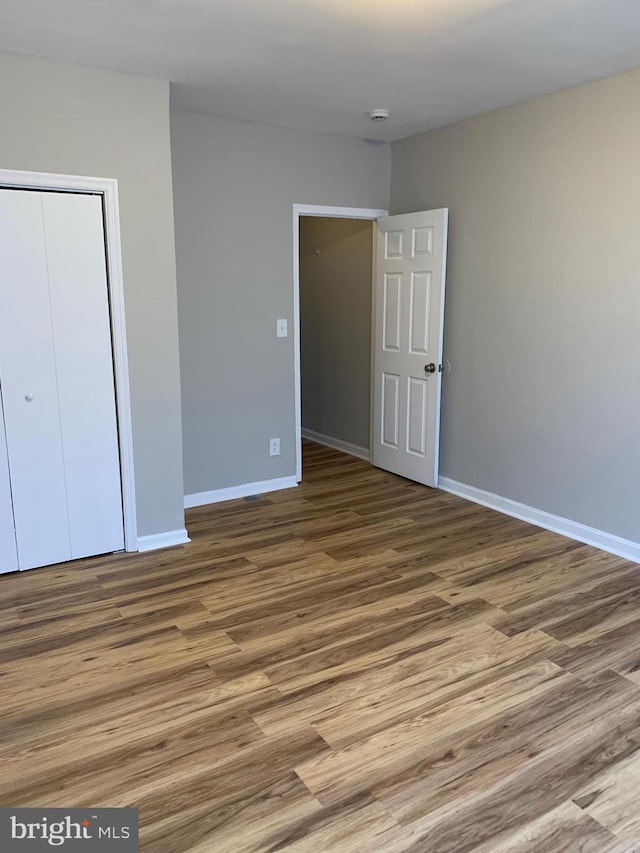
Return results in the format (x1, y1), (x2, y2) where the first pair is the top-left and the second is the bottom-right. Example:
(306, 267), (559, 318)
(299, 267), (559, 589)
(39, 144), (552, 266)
(292, 204), (387, 481)
(0, 168), (137, 552)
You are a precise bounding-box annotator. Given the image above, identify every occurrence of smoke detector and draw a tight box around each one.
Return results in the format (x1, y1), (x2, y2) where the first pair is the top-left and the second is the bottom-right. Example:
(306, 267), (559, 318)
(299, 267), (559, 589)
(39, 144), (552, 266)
(369, 109), (390, 122)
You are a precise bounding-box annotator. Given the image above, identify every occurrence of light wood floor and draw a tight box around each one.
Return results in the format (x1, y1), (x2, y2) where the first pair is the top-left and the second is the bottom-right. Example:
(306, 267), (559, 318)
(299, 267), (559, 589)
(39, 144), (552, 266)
(2, 441), (640, 851)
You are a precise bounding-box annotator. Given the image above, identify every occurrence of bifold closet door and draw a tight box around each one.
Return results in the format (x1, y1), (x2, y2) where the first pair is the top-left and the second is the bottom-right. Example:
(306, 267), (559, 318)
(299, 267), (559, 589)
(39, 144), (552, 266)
(0, 189), (124, 571)
(0, 402), (18, 574)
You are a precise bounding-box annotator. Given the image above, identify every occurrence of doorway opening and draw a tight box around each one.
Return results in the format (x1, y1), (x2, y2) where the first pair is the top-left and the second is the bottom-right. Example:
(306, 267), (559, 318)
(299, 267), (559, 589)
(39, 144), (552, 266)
(293, 205), (387, 482)
(299, 215), (373, 470)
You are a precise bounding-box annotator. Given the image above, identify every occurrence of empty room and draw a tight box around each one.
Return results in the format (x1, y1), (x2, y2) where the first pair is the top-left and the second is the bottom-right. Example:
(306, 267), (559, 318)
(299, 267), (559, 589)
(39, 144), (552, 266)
(1, 1), (640, 850)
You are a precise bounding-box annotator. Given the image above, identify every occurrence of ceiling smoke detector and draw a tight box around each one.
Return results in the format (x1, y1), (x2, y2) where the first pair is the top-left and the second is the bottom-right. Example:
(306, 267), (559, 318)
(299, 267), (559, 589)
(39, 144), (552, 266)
(369, 109), (390, 121)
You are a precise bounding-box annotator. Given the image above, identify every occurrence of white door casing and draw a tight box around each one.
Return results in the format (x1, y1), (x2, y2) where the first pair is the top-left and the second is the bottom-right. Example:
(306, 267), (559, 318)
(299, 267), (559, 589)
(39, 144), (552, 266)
(372, 209), (448, 487)
(0, 189), (124, 571)
(292, 204), (387, 481)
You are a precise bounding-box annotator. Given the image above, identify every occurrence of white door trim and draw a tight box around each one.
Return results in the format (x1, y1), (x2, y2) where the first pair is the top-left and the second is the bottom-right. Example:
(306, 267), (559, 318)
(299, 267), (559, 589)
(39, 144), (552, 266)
(292, 204), (387, 481)
(0, 168), (137, 552)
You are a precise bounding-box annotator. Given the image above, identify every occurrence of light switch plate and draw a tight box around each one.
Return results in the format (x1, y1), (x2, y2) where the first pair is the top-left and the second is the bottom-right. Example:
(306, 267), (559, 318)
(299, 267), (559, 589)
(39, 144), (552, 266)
(276, 319), (288, 338)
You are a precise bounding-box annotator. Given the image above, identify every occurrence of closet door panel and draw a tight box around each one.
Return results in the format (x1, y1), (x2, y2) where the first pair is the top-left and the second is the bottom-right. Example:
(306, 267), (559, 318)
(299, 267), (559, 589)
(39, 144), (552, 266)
(0, 190), (72, 570)
(0, 395), (18, 574)
(42, 192), (124, 558)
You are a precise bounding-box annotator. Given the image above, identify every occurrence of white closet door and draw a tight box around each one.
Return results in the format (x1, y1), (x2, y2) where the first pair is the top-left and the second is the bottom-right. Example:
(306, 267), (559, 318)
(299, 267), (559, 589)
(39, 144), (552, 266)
(0, 189), (124, 571)
(0, 395), (18, 574)
(42, 192), (124, 560)
(0, 190), (72, 569)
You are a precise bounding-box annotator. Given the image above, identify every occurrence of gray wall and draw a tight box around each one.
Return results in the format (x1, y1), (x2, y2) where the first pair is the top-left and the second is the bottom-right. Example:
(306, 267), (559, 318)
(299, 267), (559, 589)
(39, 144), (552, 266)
(171, 111), (390, 495)
(300, 217), (373, 450)
(0, 52), (185, 538)
(391, 66), (640, 542)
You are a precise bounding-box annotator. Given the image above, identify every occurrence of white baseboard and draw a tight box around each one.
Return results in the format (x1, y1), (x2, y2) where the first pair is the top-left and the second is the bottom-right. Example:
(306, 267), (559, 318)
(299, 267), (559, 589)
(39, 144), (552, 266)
(137, 528), (191, 553)
(438, 477), (640, 564)
(302, 428), (370, 462)
(184, 476), (298, 509)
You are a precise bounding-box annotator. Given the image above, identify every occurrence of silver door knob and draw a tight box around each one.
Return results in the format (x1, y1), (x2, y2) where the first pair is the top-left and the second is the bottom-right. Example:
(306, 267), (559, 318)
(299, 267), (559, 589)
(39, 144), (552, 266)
(424, 363), (436, 374)
(25, 393), (34, 402)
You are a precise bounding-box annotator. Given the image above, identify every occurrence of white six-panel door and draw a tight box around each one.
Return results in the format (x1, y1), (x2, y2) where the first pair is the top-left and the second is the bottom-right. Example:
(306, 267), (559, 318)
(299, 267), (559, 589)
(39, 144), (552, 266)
(372, 209), (448, 487)
(0, 189), (124, 572)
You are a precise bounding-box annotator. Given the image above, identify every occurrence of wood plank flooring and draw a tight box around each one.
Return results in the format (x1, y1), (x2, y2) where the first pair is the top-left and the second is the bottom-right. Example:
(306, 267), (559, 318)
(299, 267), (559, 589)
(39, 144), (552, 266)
(1, 440), (640, 851)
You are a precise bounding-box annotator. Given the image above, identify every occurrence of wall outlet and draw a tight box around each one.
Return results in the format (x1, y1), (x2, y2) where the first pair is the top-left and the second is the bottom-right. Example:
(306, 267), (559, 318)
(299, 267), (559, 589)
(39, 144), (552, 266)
(269, 438), (280, 456)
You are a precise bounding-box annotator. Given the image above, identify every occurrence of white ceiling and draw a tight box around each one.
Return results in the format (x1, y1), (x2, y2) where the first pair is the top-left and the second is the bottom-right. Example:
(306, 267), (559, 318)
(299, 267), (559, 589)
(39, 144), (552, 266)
(2, 0), (640, 141)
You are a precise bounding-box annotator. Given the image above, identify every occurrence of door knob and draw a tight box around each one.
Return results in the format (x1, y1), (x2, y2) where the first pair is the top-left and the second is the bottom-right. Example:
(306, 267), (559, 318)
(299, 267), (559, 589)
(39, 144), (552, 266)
(24, 393), (34, 402)
(424, 363), (436, 374)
